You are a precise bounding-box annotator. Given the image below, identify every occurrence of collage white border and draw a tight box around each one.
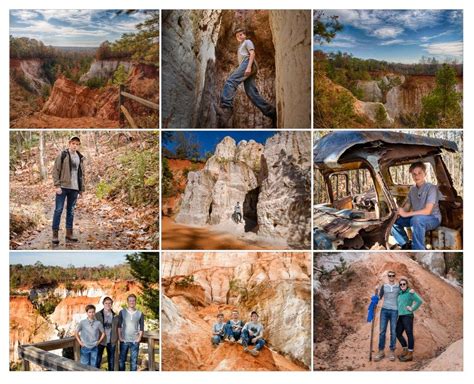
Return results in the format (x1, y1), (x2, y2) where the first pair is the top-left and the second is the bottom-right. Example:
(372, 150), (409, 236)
(1, 0), (471, 383)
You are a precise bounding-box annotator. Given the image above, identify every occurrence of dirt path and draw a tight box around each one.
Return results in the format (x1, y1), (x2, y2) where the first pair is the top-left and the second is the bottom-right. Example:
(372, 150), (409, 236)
(11, 191), (158, 250)
(162, 217), (281, 250)
(11, 112), (119, 128)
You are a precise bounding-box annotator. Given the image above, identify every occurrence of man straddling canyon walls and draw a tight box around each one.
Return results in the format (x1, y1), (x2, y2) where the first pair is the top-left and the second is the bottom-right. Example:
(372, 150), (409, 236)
(75, 304), (105, 368)
(52, 135), (85, 245)
(118, 294), (145, 371)
(390, 162), (441, 250)
(95, 296), (119, 370)
(217, 28), (276, 128)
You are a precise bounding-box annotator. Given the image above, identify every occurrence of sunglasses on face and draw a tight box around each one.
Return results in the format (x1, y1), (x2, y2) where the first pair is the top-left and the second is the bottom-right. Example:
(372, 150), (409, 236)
(400, 283), (407, 286)
(388, 274), (395, 277)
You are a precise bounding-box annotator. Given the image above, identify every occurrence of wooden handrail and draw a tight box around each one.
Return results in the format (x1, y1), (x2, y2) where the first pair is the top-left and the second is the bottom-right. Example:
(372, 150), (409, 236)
(118, 84), (159, 128)
(121, 91), (159, 110)
(18, 332), (159, 371)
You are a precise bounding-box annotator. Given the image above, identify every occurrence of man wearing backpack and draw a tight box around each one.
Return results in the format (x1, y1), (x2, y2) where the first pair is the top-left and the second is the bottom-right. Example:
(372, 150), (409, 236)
(52, 136), (85, 244)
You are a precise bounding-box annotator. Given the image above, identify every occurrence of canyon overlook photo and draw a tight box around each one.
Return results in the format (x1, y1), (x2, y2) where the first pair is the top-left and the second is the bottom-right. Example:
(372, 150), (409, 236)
(10, 10), (159, 128)
(9, 252), (160, 371)
(162, 10), (311, 128)
(162, 131), (311, 250)
(314, 10), (463, 128)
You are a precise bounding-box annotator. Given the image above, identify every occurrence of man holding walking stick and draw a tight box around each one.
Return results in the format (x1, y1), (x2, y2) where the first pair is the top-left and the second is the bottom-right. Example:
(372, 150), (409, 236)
(367, 289), (379, 361)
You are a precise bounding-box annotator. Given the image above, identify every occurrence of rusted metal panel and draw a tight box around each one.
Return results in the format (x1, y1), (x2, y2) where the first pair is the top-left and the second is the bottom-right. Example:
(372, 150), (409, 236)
(314, 131), (458, 167)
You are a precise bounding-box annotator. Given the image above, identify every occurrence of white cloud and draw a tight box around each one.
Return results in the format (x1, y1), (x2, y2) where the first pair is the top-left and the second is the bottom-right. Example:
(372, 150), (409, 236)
(10, 10), (39, 21)
(421, 41), (463, 57)
(372, 26), (403, 39)
(379, 39), (404, 46)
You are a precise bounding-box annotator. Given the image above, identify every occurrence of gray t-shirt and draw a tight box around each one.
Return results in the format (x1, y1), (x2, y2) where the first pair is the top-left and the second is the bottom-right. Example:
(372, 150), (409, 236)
(237, 39), (255, 64)
(242, 321), (263, 338)
(234, 205), (241, 214)
(118, 308), (144, 343)
(379, 283), (400, 311)
(213, 322), (225, 335)
(103, 311), (113, 343)
(77, 318), (104, 348)
(228, 319), (243, 332)
(69, 151), (80, 191)
(408, 182), (441, 221)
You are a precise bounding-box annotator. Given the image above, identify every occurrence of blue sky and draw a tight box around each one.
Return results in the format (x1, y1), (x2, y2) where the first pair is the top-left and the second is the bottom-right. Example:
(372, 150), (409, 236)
(163, 131), (276, 158)
(10, 9), (150, 47)
(315, 10), (463, 64)
(8, 252), (146, 267)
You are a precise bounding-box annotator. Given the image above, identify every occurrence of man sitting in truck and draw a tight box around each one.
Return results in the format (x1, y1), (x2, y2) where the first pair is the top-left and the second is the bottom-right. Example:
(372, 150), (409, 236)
(391, 162), (441, 250)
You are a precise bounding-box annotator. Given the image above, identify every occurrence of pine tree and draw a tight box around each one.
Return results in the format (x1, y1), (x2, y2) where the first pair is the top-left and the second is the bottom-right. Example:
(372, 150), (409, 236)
(420, 64), (462, 128)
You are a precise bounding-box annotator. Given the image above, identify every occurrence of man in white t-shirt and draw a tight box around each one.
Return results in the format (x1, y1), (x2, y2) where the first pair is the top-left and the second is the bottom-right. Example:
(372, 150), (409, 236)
(218, 28), (276, 127)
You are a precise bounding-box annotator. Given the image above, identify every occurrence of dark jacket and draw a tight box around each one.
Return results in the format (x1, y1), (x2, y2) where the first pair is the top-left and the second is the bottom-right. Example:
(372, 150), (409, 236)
(52, 149), (85, 192)
(95, 308), (119, 345)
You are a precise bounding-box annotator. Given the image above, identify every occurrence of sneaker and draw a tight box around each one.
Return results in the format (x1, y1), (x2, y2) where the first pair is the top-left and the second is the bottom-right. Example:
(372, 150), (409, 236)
(243, 347), (249, 353)
(401, 241), (412, 250)
(230, 337), (236, 343)
(250, 349), (260, 357)
(237, 339), (243, 345)
(389, 351), (396, 361)
(373, 350), (385, 362)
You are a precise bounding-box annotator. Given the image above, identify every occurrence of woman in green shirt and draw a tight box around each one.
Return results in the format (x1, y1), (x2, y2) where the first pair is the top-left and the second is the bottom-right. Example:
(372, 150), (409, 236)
(396, 278), (423, 362)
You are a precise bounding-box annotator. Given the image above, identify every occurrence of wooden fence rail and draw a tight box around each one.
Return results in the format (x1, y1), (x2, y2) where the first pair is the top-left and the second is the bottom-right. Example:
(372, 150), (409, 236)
(18, 332), (159, 371)
(118, 84), (159, 128)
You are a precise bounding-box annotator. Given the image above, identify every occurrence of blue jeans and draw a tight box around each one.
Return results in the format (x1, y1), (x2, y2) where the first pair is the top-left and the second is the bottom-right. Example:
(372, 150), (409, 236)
(241, 329), (265, 351)
(52, 188), (79, 230)
(96, 342), (116, 370)
(378, 308), (398, 351)
(211, 335), (223, 345)
(119, 341), (139, 371)
(221, 58), (274, 117)
(80, 346), (98, 367)
(224, 323), (242, 341)
(391, 215), (440, 250)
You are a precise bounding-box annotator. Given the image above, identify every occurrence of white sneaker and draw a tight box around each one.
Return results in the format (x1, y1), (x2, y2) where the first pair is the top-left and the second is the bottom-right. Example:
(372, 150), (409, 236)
(230, 337), (235, 343)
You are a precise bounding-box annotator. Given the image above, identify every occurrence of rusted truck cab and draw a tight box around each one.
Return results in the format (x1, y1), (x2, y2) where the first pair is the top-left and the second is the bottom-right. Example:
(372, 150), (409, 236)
(313, 131), (462, 250)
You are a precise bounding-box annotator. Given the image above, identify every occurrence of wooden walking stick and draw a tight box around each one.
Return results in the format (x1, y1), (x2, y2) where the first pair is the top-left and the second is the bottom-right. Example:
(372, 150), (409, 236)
(369, 304), (377, 361)
(368, 288), (379, 362)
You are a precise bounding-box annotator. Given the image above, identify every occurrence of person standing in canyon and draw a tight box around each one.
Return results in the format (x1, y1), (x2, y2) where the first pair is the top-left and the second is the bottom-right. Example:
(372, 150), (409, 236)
(391, 162), (441, 250)
(373, 271), (399, 362)
(95, 296), (119, 370)
(75, 304), (105, 368)
(396, 278), (423, 362)
(52, 136), (85, 245)
(118, 294), (145, 371)
(233, 202), (242, 224)
(224, 309), (244, 343)
(217, 27), (276, 128)
(242, 311), (266, 356)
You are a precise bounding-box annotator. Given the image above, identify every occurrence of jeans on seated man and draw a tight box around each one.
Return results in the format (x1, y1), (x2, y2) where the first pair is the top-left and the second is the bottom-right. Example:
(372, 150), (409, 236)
(224, 310), (244, 342)
(390, 162), (441, 250)
(241, 311), (266, 356)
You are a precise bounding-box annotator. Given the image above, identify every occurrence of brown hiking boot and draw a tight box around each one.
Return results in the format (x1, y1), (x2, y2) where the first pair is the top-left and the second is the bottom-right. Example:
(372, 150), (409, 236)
(399, 350), (413, 362)
(250, 349), (260, 357)
(66, 228), (78, 242)
(52, 230), (59, 244)
(373, 350), (385, 362)
(216, 105), (233, 128)
(398, 347), (408, 359)
(388, 350), (396, 361)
